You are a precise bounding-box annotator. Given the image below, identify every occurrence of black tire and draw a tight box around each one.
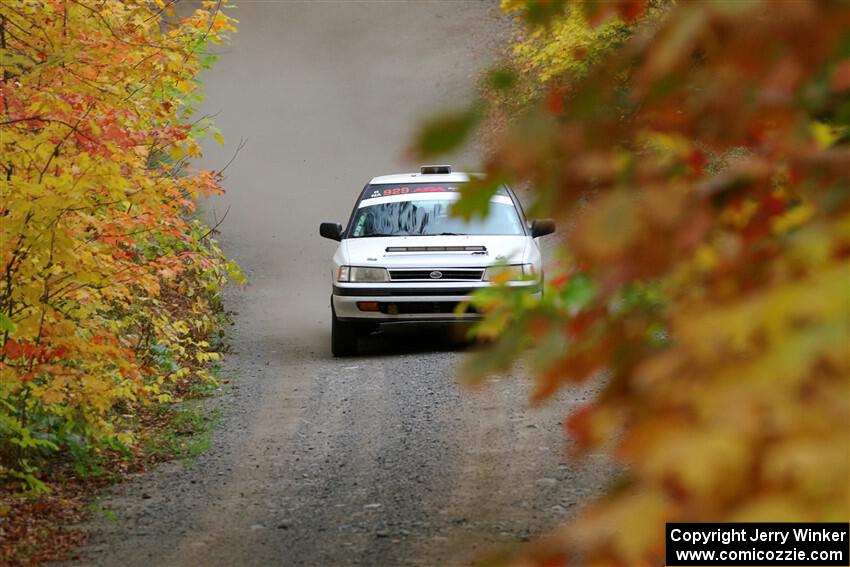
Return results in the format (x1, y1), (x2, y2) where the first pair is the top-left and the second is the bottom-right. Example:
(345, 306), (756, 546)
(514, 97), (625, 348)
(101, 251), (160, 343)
(331, 309), (358, 357)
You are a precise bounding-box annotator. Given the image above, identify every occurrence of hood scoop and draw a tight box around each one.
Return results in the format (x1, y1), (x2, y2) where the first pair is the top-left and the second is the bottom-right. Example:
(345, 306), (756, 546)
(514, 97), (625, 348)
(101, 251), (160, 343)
(385, 245), (487, 254)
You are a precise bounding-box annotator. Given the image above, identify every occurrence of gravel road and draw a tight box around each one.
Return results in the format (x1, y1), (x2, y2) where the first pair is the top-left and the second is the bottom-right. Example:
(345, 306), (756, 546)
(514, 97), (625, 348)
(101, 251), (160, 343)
(75, 2), (614, 565)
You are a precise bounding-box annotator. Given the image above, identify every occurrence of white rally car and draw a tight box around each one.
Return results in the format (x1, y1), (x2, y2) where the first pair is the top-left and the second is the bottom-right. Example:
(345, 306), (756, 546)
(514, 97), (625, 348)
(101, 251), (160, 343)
(319, 166), (555, 356)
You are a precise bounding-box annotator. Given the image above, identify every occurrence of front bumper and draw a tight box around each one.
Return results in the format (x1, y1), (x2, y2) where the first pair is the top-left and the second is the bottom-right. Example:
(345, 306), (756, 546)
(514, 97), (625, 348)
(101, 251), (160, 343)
(332, 282), (540, 324)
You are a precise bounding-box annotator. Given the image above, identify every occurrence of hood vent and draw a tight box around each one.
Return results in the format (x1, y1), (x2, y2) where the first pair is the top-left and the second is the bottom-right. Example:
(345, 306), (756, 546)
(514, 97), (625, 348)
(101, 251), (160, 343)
(385, 245), (486, 253)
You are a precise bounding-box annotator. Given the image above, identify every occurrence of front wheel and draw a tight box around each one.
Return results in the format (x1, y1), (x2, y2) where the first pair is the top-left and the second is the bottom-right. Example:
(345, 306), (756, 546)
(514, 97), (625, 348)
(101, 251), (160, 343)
(331, 309), (358, 357)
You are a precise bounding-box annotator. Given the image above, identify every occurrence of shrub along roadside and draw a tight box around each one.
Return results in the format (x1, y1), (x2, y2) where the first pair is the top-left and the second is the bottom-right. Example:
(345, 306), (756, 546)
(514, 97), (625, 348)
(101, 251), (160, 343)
(0, 0), (242, 488)
(0, 1), (243, 559)
(0, 0), (244, 563)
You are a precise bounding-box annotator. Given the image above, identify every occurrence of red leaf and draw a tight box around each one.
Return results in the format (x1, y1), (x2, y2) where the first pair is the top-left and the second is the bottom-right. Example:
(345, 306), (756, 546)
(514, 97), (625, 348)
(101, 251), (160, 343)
(549, 273), (570, 289)
(529, 315), (550, 339)
(619, 0), (648, 23)
(568, 311), (597, 338)
(546, 87), (565, 116)
(2, 339), (22, 359)
(687, 149), (706, 175)
(761, 194), (785, 216)
(564, 404), (594, 448)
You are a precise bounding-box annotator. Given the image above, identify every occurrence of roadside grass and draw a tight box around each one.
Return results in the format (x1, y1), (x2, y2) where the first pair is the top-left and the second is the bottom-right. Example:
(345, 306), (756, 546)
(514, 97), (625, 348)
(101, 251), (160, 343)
(143, 403), (222, 463)
(86, 502), (118, 524)
(0, 362), (229, 566)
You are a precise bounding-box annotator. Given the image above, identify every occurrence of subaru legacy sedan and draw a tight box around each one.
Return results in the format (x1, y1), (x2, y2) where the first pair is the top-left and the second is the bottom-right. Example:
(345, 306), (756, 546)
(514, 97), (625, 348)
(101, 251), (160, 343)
(319, 165), (555, 356)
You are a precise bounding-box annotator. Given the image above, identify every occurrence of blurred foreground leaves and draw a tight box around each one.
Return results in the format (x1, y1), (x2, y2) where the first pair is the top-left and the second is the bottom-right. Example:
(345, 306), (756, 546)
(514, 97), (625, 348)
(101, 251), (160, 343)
(417, 0), (850, 564)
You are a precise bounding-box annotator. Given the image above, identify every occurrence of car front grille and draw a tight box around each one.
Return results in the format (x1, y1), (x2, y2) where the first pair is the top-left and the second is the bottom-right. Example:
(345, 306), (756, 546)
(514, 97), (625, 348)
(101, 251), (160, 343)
(378, 301), (477, 315)
(388, 268), (484, 281)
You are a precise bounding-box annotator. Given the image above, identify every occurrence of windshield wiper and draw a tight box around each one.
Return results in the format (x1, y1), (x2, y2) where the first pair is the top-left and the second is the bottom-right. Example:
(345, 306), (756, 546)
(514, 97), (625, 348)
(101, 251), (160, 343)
(436, 232), (467, 236)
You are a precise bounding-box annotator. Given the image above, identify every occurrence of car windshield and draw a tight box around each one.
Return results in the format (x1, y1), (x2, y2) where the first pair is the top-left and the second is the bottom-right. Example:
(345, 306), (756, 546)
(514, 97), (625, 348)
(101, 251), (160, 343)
(349, 195), (524, 238)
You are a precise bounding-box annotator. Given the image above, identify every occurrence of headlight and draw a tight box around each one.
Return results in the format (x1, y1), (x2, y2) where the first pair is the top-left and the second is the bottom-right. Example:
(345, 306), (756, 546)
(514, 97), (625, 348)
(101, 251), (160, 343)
(337, 266), (389, 282)
(483, 264), (534, 282)
(350, 267), (389, 282)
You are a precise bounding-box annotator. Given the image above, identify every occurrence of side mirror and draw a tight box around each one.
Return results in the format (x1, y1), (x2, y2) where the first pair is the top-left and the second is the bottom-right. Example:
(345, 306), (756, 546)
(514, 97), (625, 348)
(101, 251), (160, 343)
(530, 219), (556, 238)
(319, 222), (343, 241)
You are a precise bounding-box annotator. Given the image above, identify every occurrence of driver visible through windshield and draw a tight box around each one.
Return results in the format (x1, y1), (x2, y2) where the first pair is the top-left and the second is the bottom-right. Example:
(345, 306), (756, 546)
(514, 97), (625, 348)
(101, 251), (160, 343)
(349, 183), (523, 238)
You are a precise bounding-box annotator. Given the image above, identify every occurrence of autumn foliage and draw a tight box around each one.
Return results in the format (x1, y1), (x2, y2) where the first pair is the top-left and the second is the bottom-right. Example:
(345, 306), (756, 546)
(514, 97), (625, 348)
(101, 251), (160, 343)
(415, 0), (850, 564)
(0, 1), (241, 490)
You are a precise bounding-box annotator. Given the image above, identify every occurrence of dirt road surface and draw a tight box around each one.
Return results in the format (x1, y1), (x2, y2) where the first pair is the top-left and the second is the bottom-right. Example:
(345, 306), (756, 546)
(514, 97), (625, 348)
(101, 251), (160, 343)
(76, 2), (613, 565)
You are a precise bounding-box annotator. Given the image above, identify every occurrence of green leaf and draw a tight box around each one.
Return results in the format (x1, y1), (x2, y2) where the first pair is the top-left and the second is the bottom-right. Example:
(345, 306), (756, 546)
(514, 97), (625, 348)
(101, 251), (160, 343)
(521, 0), (567, 26)
(0, 48), (33, 70)
(460, 323), (525, 383)
(411, 103), (484, 158)
(0, 312), (16, 333)
(562, 273), (597, 311)
(451, 175), (504, 221)
(488, 67), (517, 91)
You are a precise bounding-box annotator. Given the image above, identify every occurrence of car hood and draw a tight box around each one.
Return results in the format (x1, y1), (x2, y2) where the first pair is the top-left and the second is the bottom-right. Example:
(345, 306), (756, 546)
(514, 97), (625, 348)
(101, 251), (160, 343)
(342, 235), (529, 268)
